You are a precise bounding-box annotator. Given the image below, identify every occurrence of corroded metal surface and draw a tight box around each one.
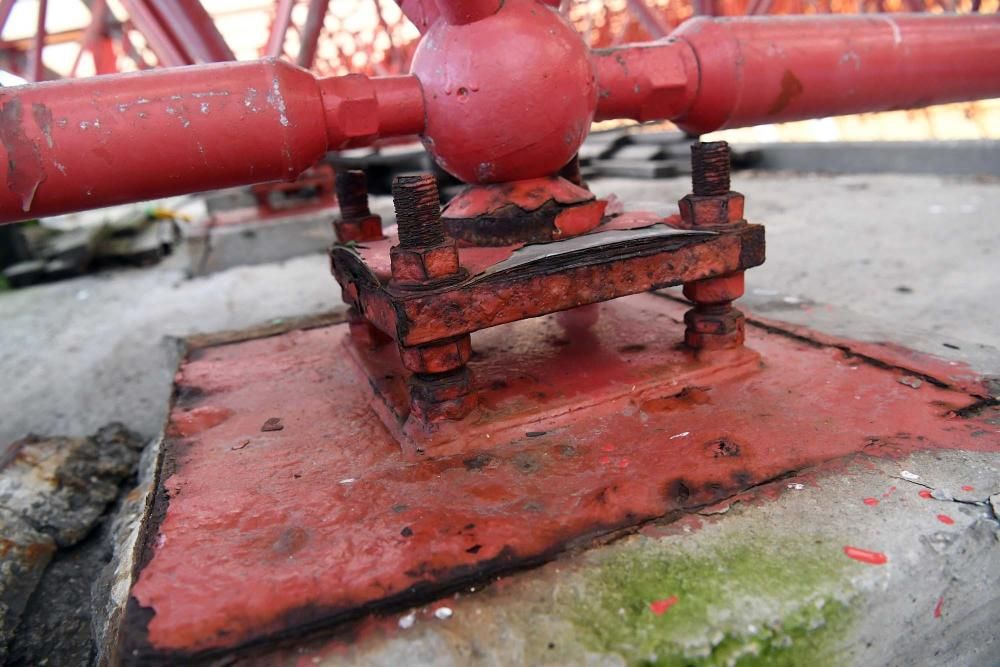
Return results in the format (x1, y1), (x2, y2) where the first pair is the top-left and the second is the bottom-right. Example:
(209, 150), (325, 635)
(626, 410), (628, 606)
(332, 222), (763, 346)
(122, 293), (999, 662)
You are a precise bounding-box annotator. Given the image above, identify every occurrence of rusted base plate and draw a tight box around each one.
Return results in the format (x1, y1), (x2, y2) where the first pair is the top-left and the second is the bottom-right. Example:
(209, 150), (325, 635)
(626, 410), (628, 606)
(122, 293), (997, 663)
(345, 304), (761, 458)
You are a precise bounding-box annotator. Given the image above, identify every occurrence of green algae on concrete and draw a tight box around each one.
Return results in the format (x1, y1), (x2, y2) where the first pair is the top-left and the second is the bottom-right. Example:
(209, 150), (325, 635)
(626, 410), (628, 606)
(564, 534), (857, 667)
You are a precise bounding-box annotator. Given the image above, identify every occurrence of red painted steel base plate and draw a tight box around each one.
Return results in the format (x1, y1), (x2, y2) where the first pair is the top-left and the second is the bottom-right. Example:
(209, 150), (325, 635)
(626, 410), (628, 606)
(122, 293), (998, 663)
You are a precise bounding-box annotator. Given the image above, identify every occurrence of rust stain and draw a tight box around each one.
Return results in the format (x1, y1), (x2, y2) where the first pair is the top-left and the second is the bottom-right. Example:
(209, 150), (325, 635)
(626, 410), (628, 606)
(767, 70), (804, 116)
(1, 98), (47, 212)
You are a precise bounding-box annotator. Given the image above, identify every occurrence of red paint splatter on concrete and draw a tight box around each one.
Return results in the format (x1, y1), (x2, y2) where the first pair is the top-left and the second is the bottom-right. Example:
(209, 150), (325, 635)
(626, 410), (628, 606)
(881, 485), (897, 499)
(843, 546), (888, 565)
(934, 596), (944, 618)
(649, 595), (679, 615)
(961, 485), (974, 492)
(936, 514), (955, 525)
(863, 497), (879, 506)
(919, 490), (933, 499)
(168, 405), (234, 437)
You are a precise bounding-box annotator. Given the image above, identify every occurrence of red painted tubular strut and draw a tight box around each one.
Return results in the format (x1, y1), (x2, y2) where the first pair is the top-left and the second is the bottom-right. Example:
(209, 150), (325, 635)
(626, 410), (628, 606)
(593, 14), (1000, 133)
(0, 61), (424, 221)
(2, 12), (1000, 224)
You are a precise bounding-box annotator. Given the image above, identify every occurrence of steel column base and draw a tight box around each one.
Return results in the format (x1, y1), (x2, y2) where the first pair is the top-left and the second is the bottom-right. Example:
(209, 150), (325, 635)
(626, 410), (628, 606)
(118, 293), (997, 663)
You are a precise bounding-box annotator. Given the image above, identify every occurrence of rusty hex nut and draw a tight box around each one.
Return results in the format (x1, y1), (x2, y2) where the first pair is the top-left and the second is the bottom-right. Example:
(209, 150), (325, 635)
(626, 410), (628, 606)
(683, 273), (745, 305)
(684, 306), (746, 350)
(678, 192), (745, 229)
(334, 214), (383, 243)
(319, 74), (379, 149)
(389, 240), (464, 287)
(684, 305), (744, 335)
(401, 336), (472, 375)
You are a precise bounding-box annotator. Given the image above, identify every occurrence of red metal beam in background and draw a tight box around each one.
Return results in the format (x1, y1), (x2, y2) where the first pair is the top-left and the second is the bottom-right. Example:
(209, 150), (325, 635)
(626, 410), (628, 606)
(692, 0), (715, 16)
(120, 0), (187, 66)
(627, 0), (671, 39)
(264, 0), (295, 58)
(119, 0), (233, 67)
(26, 0), (46, 82)
(0, 0), (16, 36)
(147, 0), (234, 63)
(70, 0), (110, 77)
(296, 0), (331, 69)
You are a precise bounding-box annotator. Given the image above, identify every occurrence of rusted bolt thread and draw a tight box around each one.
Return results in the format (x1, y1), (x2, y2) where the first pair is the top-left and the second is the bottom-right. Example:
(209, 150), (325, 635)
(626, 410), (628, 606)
(335, 169), (371, 219)
(393, 174), (444, 249)
(691, 141), (731, 196)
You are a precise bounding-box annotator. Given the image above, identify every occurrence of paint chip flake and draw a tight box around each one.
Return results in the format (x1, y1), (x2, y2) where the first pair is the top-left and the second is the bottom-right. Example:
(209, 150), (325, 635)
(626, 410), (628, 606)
(843, 546), (888, 565)
(649, 595), (679, 616)
(398, 612), (416, 629)
(434, 607), (453, 620)
(900, 470), (920, 481)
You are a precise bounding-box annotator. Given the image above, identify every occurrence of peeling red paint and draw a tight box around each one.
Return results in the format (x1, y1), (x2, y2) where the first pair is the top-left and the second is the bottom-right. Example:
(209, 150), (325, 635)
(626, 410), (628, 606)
(649, 595), (679, 615)
(0, 98), (46, 212)
(843, 546), (888, 565)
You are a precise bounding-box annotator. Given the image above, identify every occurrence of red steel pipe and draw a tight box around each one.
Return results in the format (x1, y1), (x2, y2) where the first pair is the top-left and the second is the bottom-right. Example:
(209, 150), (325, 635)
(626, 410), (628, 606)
(0, 61), (424, 221)
(594, 14), (1000, 133)
(2, 11), (1000, 223)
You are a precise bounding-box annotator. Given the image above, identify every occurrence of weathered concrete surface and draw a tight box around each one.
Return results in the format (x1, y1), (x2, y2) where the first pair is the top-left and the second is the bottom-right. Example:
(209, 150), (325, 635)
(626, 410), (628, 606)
(243, 449), (999, 666)
(0, 424), (144, 663)
(91, 432), (163, 667)
(592, 173), (1000, 351)
(185, 197), (396, 277)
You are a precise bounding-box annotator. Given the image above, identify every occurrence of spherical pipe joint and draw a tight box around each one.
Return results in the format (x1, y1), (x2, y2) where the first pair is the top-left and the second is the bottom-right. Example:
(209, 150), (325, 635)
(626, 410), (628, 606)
(691, 141), (731, 196)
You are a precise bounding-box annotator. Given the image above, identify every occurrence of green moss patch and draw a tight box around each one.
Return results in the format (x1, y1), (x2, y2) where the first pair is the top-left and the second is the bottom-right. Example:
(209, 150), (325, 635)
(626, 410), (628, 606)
(563, 535), (856, 666)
